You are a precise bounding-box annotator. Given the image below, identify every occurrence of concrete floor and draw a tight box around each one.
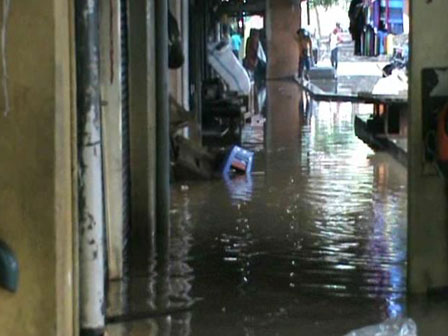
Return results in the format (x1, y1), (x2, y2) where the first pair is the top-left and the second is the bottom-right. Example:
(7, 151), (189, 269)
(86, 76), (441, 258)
(106, 80), (448, 336)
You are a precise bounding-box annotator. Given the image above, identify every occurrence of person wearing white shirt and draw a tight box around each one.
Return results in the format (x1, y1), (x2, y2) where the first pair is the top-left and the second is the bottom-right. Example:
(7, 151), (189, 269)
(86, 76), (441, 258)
(329, 23), (343, 70)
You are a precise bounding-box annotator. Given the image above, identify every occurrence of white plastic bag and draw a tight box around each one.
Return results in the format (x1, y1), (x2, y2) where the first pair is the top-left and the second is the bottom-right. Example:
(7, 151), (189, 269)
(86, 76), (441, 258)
(344, 318), (417, 336)
(257, 41), (267, 64)
(207, 41), (251, 95)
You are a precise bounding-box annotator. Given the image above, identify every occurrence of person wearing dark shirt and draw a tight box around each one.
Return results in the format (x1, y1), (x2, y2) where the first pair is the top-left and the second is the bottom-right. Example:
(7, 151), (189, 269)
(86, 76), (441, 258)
(244, 29), (260, 74)
(348, 0), (365, 56)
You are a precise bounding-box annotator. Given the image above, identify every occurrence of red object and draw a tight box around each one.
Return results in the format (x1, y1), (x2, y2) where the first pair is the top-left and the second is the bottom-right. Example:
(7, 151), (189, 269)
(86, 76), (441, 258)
(231, 160), (247, 172)
(437, 104), (448, 162)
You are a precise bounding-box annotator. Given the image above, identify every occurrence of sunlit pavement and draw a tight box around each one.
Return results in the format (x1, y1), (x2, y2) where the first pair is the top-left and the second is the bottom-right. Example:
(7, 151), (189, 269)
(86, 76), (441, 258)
(316, 59), (388, 77)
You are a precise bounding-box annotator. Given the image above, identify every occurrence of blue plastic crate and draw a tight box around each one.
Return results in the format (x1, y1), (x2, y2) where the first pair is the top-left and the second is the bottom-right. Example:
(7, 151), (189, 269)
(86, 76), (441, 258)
(222, 146), (254, 175)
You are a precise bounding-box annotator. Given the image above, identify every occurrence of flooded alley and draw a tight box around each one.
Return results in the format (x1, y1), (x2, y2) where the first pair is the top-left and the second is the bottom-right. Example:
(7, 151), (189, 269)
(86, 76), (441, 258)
(107, 81), (417, 335)
(6, 1), (448, 335)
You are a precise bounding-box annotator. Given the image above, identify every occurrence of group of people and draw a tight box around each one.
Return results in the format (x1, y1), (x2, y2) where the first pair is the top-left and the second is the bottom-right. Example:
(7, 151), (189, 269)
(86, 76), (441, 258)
(222, 21), (344, 82)
(296, 23), (343, 80)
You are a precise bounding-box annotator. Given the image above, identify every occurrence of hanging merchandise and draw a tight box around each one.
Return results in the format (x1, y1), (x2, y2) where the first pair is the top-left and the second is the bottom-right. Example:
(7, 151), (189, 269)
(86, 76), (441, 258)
(352, 0), (407, 57)
(349, 0), (365, 56)
(380, 0), (404, 34)
(388, 0), (404, 34)
(350, 0), (398, 57)
(387, 34), (394, 55)
(372, 0), (380, 28)
(364, 25), (376, 57)
(377, 30), (388, 55)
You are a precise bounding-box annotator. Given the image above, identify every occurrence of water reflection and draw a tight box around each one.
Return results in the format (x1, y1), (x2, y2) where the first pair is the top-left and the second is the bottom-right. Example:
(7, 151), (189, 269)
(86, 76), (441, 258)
(108, 81), (409, 335)
(107, 313), (192, 336)
(257, 86), (267, 115)
(107, 195), (195, 322)
(223, 173), (254, 204)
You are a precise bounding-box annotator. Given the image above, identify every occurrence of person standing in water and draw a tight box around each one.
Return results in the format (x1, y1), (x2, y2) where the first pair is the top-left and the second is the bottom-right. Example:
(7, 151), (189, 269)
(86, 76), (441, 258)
(296, 28), (313, 80)
(244, 29), (260, 77)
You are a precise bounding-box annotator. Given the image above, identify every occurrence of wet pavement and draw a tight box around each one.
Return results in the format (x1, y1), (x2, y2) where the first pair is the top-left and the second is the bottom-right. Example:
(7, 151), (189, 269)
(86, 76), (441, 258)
(298, 61), (407, 104)
(107, 80), (448, 335)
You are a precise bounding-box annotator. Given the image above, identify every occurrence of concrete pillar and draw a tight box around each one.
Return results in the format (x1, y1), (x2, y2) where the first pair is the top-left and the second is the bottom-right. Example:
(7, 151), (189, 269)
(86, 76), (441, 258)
(99, 0), (125, 280)
(408, 0), (448, 293)
(155, 0), (171, 267)
(266, 0), (301, 79)
(128, 0), (157, 259)
(265, 0), (301, 161)
(0, 0), (75, 335)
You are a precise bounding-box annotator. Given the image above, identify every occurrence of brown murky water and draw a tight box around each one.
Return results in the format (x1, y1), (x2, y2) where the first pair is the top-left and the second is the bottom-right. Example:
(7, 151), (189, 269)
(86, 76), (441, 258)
(107, 81), (448, 335)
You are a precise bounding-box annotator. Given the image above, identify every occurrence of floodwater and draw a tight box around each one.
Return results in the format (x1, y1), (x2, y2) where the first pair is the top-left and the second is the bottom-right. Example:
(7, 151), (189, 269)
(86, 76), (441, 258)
(107, 81), (448, 335)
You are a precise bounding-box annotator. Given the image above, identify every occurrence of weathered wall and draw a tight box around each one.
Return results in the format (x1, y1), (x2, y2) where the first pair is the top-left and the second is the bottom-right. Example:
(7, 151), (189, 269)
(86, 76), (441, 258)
(0, 0), (74, 335)
(266, 0), (301, 79)
(408, 0), (448, 293)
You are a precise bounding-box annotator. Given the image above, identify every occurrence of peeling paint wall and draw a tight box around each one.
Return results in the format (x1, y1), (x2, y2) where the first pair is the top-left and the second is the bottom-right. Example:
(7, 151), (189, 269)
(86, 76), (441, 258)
(0, 0), (74, 335)
(408, 0), (448, 293)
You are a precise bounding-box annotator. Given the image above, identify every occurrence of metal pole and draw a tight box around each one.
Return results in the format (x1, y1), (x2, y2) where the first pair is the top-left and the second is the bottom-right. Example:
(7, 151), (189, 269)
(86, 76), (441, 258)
(75, 0), (106, 334)
(307, 0), (311, 26)
(181, 0), (190, 111)
(155, 0), (170, 263)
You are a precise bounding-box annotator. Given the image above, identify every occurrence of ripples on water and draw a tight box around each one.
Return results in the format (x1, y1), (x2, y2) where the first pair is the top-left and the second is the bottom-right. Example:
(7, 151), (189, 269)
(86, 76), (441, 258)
(108, 83), (408, 335)
(180, 100), (407, 295)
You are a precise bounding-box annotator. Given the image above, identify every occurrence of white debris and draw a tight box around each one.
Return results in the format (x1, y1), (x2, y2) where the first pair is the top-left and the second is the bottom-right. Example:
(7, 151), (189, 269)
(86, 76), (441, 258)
(344, 318), (417, 336)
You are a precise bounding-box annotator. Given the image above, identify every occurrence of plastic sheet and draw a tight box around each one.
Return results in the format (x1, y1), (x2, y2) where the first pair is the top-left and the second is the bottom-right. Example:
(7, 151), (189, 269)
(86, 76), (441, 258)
(207, 41), (251, 95)
(344, 318), (417, 336)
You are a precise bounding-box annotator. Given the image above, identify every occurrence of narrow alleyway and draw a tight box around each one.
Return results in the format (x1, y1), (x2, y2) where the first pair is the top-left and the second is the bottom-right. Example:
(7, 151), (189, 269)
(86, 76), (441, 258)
(104, 80), (448, 336)
(4, 2), (448, 335)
